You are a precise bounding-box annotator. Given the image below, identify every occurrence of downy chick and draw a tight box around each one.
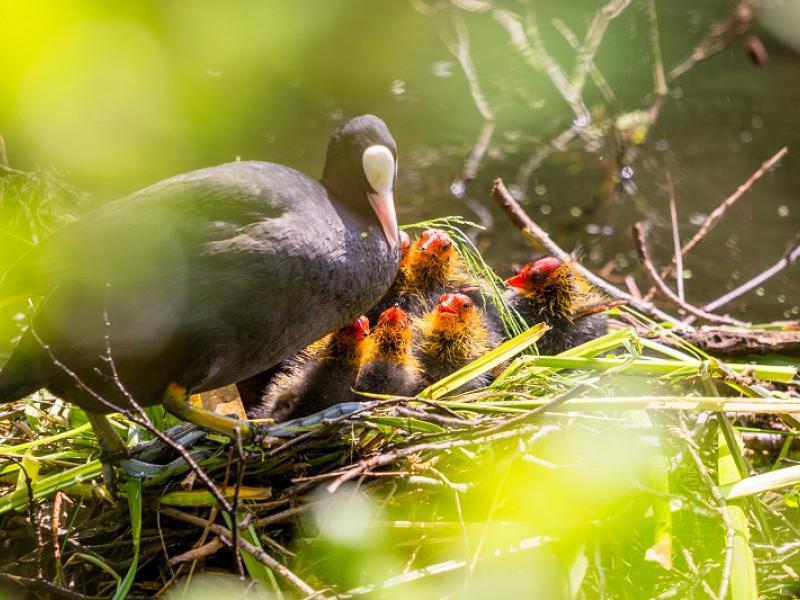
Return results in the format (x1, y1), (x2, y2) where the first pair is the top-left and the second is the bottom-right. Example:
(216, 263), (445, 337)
(416, 293), (498, 392)
(355, 305), (422, 396)
(505, 256), (607, 354)
(401, 228), (474, 313)
(251, 316), (370, 422)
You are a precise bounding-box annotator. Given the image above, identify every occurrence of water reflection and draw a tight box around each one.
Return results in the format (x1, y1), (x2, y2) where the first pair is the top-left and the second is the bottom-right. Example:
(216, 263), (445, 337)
(0, 0), (797, 322)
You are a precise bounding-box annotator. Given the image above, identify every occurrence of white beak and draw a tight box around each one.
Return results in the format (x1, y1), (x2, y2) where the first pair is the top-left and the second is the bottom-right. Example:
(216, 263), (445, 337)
(368, 189), (399, 248)
(363, 144), (399, 247)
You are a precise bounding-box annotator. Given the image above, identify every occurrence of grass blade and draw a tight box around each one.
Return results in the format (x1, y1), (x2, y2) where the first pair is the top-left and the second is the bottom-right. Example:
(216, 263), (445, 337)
(718, 428), (758, 599)
(419, 323), (549, 399)
(112, 479), (142, 600)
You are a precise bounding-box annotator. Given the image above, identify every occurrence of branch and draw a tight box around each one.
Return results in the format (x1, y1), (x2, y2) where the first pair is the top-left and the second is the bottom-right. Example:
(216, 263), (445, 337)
(701, 232), (800, 314)
(632, 222), (748, 327)
(490, 178), (682, 325)
(643, 147), (788, 301)
(440, 14), (496, 187)
(327, 423), (540, 494)
(666, 172), (684, 301)
(670, 0), (761, 80)
(571, 0), (631, 93)
(492, 8), (588, 123)
(158, 506), (318, 596)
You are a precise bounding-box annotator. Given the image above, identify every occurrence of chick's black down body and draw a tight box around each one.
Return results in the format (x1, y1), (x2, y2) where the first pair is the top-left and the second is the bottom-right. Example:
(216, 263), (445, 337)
(0, 116), (400, 414)
(507, 294), (607, 355)
(251, 356), (356, 423)
(355, 359), (420, 396)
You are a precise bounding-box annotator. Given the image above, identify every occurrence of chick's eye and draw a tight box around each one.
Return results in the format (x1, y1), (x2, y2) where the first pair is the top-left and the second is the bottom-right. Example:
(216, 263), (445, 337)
(462, 303), (469, 309)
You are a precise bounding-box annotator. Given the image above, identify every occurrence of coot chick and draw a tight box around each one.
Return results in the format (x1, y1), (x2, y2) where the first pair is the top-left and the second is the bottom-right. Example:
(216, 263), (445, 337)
(400, 228), (474, 314)
(0, 114), (401, 463)
(355, 306), (422, 396)
(416, 293), (498, 392)
(505, 256), (608, 354)
(251, 316), (370, 422)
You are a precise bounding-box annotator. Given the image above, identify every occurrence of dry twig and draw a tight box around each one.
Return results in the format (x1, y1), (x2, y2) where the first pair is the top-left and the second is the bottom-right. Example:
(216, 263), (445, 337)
(440, 15), (495, 188)
(632, 222), (748, 327)
(670, 0), (762, 80)
(701, 232), (800, 315)
(643, 147), (788, 301)
(158, 506), (318, 596)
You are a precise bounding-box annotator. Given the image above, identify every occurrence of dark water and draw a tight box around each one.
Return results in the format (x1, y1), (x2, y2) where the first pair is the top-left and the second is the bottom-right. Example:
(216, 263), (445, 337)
(1, 0), (798, 323)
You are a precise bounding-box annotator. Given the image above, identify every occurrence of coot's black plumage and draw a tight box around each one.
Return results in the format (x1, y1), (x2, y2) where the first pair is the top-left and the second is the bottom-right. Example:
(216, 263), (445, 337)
(0, 115), (401, 445)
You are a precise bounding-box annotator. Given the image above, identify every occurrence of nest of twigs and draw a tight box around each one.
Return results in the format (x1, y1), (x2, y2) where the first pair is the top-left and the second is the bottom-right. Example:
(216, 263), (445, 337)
(2, 304), (800, 598)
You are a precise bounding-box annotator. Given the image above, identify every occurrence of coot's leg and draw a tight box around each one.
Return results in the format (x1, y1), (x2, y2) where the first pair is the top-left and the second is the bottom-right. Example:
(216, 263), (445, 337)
(161, 382), (252, 440)
(85, 412), (128, 490)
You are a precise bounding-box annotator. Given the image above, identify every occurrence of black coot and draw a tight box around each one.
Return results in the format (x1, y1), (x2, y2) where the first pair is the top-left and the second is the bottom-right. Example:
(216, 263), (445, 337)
(0, 115), (401, 447)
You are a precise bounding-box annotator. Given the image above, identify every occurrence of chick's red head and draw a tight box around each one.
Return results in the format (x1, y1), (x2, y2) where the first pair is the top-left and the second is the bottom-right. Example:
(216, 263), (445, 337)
(378, 305), (410, 330)
(341, 316), (370, 342)
(506, 257), (562, 293)
(436, 293), (473, 320)
(418, 228), (454, 258)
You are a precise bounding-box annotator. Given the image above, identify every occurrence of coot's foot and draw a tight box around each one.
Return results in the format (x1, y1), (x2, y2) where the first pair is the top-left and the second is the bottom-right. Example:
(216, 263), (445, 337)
(257, 401), (374, 440)
(129, 423), (208, 464)
(119, 449), (212, 480)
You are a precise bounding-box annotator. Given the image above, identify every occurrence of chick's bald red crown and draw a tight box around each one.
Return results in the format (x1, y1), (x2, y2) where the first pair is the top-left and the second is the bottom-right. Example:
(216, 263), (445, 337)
(436, 293), (473, 317)
(418, 228), (453, 256)
(378, 305), (410, 328)
(506, 256), (562, 291)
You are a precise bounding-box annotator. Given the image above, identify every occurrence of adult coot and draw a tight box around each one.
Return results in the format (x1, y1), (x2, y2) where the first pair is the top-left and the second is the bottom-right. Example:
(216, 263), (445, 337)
(0, 115), (401, 453)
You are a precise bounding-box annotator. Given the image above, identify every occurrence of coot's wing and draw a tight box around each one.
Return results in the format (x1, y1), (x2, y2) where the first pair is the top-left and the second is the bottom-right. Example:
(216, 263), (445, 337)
(0, 162), (286, 302)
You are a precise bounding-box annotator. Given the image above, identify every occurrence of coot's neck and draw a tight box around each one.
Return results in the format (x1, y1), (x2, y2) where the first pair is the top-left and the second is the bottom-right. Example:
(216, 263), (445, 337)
(510, 285), (575, 325)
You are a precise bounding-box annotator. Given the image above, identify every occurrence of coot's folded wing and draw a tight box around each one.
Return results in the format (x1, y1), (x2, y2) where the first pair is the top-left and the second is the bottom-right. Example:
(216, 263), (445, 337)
(0, 162), (287, 304)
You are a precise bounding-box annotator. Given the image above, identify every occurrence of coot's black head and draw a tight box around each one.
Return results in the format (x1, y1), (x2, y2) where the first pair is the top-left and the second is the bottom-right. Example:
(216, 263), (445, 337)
(322, 114), (399, 247)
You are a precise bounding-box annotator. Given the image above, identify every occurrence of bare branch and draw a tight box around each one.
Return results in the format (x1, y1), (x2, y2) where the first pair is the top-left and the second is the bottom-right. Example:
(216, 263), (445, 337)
(158, 506), (318, 596)
(643, 147), (788, 301)
(666, 173), (684, 301)
(492, 8), (588, 123)
(571, 0), (631, 93)
(645, 0), (667, 97)
(632, 222), (748, 327)
(440, 14), (496, 187)
(701, 232), (800, 314)
(670, 0), (762, 80)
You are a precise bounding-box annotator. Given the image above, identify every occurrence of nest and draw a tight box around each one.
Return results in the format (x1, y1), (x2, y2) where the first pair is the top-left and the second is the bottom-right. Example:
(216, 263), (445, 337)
(2, 311), (800, 598)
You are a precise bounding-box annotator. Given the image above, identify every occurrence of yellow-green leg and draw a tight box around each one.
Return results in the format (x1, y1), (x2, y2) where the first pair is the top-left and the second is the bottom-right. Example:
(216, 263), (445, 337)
(162, 383), (252, 440)
(86, 412), (128, 490)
